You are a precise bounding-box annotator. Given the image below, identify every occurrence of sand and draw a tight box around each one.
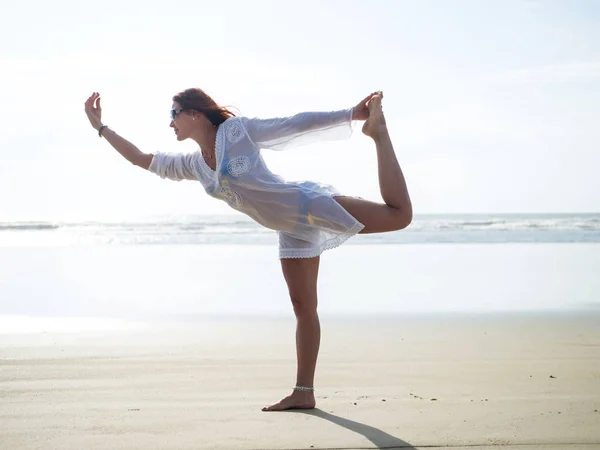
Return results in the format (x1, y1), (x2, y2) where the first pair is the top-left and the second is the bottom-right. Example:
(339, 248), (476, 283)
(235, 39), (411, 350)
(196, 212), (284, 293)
(1, 313), (599, 449)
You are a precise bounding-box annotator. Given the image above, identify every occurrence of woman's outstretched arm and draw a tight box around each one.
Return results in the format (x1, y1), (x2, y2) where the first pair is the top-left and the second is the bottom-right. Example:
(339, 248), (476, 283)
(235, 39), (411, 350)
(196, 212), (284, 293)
(84, 92), (153, 169)
(241, 92), (379, 151)
(242, 109), (353, 151)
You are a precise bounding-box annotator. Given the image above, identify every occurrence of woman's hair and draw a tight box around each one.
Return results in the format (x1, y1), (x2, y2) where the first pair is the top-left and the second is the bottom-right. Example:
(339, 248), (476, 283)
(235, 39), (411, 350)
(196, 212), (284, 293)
(173, 88), (236, 126)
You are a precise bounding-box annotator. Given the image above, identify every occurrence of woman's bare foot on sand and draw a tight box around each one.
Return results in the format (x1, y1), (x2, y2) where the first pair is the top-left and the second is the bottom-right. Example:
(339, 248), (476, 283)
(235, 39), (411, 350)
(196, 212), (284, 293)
(261, 390), (316, 412)
(361, 93), (387, 140)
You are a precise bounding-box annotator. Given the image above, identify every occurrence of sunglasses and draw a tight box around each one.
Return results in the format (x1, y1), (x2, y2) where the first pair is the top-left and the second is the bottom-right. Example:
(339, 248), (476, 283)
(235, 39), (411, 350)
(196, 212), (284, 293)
(170, 108), (185, 121)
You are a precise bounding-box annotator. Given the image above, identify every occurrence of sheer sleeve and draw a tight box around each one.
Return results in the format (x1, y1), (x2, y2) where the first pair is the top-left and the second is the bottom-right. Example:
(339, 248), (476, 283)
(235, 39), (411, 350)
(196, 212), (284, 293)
(148, 152), (199, 181)
(241, 108), (354, 151)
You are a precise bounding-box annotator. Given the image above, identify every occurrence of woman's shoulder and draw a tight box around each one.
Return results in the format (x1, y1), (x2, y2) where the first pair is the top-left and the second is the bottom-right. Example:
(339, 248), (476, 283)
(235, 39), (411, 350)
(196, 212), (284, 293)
(220, 116), (252, 145)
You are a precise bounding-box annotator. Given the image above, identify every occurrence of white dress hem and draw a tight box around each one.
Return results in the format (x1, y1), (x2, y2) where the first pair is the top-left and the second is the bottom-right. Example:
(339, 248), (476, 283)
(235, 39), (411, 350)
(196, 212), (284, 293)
(279, 221), (364, 259)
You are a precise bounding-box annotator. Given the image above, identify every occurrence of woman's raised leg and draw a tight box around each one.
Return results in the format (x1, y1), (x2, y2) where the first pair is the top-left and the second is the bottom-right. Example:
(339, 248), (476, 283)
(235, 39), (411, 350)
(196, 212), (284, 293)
(335, 93), (413, 233)
(262, 256), (320, 411)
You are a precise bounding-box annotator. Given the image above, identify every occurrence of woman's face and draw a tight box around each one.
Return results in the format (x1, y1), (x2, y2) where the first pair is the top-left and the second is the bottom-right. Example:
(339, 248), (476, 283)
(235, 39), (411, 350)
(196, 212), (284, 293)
(170, 101), (194, 141)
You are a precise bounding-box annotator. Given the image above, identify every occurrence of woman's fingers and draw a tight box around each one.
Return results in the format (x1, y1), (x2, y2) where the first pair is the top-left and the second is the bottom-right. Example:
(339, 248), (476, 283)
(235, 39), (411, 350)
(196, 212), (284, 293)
(360, 93), (374, 106)
(85, 92), (97, 111)
(84, 92), (101, 113)
(358, 91), (382, 109)
(84, 92), (103, 131)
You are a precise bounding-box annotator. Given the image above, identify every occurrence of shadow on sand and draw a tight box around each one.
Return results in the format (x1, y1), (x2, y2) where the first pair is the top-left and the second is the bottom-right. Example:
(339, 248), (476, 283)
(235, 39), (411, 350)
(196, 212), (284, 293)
(291, 408), (417, 449)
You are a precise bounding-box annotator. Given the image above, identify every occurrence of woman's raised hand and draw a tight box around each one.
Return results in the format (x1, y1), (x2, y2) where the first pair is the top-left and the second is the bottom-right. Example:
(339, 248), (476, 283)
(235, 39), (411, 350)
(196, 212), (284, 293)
(352, 91), (383, 121)
(84, 92), (103, 131)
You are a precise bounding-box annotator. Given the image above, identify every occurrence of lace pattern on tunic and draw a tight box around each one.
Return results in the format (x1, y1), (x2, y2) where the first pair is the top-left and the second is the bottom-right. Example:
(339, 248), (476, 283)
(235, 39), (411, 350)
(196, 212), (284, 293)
(227, 156), (251, 177)
(278, 221), (364, 259)
(225, 119), (245, 144)
(219, 186), (243, 208)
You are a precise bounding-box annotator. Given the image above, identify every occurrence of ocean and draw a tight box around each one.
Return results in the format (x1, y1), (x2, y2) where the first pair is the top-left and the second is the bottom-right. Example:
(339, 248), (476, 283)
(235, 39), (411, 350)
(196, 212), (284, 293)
(1, 213), (599, 246)
(1, 213), (599, 331)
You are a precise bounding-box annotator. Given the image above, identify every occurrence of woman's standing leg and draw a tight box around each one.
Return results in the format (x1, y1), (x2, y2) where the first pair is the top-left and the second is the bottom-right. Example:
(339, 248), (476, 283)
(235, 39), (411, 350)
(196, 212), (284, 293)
(262, 256), (320, 411)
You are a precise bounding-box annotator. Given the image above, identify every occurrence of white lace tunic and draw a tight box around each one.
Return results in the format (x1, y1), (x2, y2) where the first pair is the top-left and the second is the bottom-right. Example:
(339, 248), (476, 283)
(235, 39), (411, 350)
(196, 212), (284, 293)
(148, 108), (365, 258)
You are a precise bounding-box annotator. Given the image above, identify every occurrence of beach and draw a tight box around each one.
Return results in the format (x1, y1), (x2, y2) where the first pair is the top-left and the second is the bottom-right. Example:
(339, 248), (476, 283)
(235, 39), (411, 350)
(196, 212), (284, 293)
(1, 240), (600, 449)
(1, 313), (600, 449)
(2, 243), (600, 318)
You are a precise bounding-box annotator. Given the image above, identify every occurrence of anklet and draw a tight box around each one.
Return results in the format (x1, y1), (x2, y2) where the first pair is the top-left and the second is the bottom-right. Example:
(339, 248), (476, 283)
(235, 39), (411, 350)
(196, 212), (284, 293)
(294, 386), (314, 392)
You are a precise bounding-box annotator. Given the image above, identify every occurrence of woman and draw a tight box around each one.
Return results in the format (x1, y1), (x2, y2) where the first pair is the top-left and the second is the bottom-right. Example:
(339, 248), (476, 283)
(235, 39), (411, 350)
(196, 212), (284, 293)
(84, 88), (412, 411)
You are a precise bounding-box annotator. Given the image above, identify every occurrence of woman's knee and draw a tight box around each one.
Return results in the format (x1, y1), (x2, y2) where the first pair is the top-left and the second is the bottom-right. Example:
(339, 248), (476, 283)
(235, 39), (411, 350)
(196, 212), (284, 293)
(289, 293), (318, 317)
(334, 196), (412, 233)
(391, 205), (412, 230)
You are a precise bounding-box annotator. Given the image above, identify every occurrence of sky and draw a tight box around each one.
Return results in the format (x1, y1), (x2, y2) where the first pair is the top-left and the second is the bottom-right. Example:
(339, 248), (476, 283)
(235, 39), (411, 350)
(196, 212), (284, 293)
(1, 0), (599, 220)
